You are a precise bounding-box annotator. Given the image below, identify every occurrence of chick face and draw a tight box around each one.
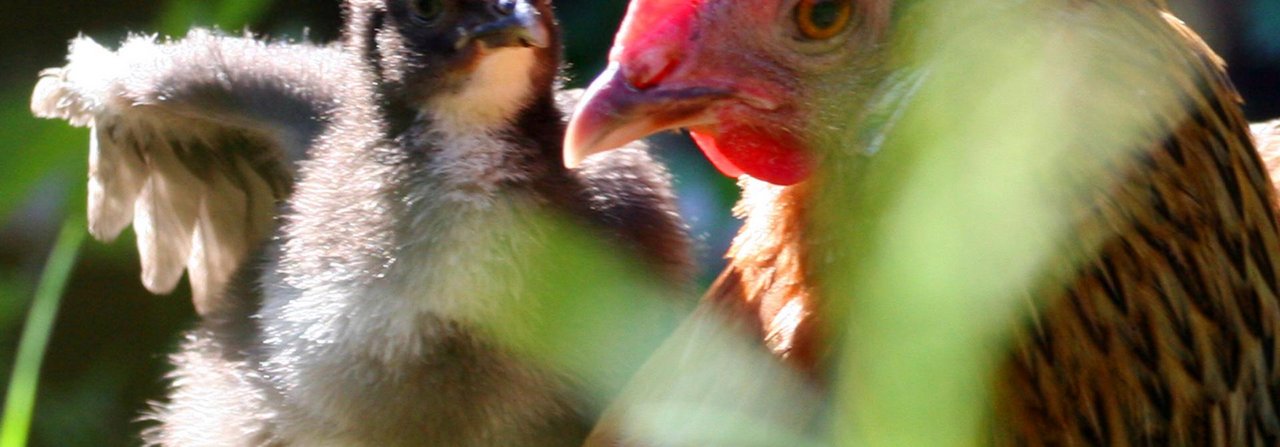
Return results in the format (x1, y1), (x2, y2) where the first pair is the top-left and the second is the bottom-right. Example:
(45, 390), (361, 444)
(353, 0), (560, 124)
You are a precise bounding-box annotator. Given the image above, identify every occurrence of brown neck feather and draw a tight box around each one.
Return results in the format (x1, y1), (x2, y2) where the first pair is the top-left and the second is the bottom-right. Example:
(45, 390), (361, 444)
(706, 178), (826, 376)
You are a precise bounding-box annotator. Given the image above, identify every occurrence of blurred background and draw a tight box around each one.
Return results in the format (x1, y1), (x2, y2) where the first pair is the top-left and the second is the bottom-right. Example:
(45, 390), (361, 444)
(0, 0), (1276, 445)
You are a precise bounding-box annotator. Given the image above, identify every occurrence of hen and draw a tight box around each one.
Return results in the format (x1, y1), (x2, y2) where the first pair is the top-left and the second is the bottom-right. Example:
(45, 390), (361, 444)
(568, 0), (1280, 444)
(31, 0), (690, 445)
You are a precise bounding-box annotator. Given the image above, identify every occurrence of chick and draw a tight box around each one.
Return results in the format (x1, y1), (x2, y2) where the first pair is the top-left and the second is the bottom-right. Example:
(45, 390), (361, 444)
(32, 0), (690, 445)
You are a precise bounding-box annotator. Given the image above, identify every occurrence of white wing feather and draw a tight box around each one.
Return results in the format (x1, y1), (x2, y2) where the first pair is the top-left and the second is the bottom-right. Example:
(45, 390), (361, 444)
(31, 33), (332, 313)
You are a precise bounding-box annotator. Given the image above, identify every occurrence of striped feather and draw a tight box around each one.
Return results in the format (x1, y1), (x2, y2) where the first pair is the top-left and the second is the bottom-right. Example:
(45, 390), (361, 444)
(696, 2), (1280, 446)
(87, 116), (147, 240)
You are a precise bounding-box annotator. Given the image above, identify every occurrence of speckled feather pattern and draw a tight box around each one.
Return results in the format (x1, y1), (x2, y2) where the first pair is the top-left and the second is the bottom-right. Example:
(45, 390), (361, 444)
(989, 6), (1280, 445)
(705, 3), (1280, 445)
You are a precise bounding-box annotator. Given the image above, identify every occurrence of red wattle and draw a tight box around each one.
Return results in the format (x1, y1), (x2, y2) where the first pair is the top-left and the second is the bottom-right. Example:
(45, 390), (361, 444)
(689, 127), (812, 186)
(690, 129), (745, 179)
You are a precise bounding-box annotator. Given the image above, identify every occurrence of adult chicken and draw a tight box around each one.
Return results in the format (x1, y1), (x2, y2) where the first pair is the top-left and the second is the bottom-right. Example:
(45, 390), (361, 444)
(31, 0), (690, 445)
(567, 0), (1280, 444)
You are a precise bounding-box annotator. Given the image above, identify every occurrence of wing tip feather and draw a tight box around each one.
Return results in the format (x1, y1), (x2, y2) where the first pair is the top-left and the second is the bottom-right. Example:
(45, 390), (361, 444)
(34, 32), (290, 314)
(31, 36), (120, 125)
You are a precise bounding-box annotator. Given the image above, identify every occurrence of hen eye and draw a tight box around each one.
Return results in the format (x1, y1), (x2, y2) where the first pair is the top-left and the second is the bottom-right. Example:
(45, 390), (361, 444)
(795, 0), (853, 40)
(412, 0), (445, 22)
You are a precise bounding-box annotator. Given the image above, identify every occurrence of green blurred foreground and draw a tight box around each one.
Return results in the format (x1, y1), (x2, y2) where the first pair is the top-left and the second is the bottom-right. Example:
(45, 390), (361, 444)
(2, 1), (1280, 446)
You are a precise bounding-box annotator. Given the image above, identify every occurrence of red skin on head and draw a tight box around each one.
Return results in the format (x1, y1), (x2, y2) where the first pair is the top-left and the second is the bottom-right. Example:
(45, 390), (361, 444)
(612, 0), (702, 88)
(690, 125), (812, 186)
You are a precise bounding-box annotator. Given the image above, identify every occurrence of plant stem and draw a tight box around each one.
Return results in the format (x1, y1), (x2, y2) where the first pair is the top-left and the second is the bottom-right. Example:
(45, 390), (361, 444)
(1, 219), (85, 447)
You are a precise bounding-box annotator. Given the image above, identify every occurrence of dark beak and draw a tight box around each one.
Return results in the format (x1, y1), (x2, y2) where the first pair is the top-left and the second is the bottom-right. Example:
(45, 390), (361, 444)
(460, 0), (551, 49)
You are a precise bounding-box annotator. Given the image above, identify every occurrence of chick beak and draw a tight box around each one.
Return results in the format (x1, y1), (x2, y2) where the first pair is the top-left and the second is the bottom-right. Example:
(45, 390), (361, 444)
(459, 0), (550, 50)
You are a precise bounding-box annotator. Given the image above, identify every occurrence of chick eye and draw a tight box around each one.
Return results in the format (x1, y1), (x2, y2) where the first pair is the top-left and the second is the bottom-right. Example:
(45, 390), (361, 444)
(795, 0), (853, 40)
(412, 0), (445, 22)
(491, 0), (516, 16)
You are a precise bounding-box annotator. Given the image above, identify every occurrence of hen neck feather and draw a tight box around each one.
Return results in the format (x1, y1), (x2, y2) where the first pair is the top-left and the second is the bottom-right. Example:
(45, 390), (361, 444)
(717, 179), (825, 374)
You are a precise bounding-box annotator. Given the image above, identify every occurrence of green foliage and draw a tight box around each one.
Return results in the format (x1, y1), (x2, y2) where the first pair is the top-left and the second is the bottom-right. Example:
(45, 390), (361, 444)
(157, 0), (273, 36)
(0, 2), (277, 446)
(821, 3), (1203, 445)
(1, 220), (85, 447)
(480, 213), (826, 447)
(0, 91), (83, 224)
(5, 1), (1276, 446)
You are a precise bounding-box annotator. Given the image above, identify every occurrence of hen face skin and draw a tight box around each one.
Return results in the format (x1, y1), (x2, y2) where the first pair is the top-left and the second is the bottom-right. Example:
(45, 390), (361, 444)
(565, 0), (893, 185)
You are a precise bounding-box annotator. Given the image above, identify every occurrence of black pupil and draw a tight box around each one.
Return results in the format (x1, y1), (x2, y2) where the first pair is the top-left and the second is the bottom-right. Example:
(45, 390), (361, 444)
(808, 0), (841, 29)
(416, 0), (443, 19)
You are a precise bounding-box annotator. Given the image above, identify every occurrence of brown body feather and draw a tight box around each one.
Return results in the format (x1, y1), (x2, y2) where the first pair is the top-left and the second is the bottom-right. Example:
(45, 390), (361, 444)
(704, 4), (1280, 445)
(993, 8), (1280, 445)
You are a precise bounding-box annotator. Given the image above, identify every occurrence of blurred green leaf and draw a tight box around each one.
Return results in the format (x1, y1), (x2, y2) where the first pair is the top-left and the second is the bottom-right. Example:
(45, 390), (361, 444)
(0, 90), (84, 225)
(214, 0), (273, 30)
(810, 2), (1200, 446)
(158, 0), (213, 36)
(159, 0), (273, 35)
(597, 310), (826, 447)
(483, 212), (691, 402)
(31, 359), (132, 447)
(1, 219), (86, 447)
(0, 273), (33, 336)
(480, 212), (826, 446)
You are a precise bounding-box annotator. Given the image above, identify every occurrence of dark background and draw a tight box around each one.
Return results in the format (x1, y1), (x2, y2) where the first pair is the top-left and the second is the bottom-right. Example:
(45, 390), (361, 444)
(0, 1), (1275, 445)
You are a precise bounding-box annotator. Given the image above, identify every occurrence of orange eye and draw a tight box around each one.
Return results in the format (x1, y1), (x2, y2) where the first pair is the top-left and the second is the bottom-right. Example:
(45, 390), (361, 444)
(795, 0), (853, 40)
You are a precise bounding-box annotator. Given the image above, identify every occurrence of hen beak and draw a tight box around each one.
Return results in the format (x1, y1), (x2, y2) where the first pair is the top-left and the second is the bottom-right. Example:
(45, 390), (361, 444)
(564, 63), (730, 168)
(459, 0), (550, 49)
